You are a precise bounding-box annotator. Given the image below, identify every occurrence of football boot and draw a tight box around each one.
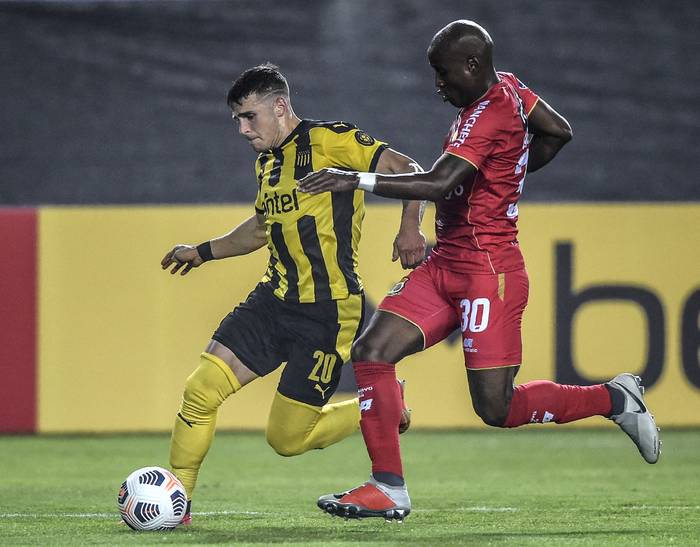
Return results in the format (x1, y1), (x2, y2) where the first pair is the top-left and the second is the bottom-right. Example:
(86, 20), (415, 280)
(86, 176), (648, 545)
(318, 477), (411, 522)
(607, 373), (661, 464)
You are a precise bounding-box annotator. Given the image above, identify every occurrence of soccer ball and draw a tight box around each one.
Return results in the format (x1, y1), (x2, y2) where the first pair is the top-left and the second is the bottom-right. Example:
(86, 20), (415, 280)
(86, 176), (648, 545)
(117, 466), (187, 530)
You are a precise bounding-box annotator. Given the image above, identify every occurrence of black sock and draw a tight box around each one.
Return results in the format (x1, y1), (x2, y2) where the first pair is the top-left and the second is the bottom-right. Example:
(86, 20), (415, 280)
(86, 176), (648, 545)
(373, 472), (404, 487)
(606, 384), (626, 416)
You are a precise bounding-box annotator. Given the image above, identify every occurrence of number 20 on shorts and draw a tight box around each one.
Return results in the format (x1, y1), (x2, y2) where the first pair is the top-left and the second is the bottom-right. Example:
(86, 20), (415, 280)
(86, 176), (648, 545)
(307, 350), (337, 384)
(460, 298), (490, 333)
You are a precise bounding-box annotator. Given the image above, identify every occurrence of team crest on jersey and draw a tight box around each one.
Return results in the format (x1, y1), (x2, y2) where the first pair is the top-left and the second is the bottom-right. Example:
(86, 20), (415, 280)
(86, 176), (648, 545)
(387, 277), (409, 296)
(354, 131), (375, 146)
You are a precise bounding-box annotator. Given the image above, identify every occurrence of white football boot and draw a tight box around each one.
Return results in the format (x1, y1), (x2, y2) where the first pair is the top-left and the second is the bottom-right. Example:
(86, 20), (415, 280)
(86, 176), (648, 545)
(607, 373), (661, 464)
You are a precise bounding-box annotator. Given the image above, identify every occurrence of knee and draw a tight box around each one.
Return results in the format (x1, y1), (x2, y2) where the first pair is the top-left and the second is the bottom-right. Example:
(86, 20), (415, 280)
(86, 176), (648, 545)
(182, 370), (218, 413)
(472, 396), (511, 428)
(265, 427), (304, 457)
(181, 357), (234, 414)
(351, 337), (385, 363)
(266, 392), (323, 457)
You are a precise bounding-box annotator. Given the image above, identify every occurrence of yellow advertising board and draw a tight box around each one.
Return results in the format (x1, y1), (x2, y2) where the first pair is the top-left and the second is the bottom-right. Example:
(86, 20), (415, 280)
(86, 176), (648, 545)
(37, 204), (700, 432)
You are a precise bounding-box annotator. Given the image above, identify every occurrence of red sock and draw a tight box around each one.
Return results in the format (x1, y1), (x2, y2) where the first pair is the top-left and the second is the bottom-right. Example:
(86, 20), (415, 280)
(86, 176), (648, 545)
(504, 381), (612, 427)
(353, 361), (403, 479)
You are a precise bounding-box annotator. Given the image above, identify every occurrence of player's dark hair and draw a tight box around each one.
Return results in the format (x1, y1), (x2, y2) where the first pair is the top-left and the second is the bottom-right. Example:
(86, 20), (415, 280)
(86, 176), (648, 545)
(227, 63), (289, 106)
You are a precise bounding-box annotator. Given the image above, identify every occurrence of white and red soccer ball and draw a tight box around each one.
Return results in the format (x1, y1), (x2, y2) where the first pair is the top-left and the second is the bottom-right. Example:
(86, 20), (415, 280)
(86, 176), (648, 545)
(117, 466), (187, 530)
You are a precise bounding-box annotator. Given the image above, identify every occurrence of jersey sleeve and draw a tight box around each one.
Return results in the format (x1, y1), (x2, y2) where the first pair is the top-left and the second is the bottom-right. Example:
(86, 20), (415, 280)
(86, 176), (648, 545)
(321, 124), (388, 172)
(444, 100), (501, 170)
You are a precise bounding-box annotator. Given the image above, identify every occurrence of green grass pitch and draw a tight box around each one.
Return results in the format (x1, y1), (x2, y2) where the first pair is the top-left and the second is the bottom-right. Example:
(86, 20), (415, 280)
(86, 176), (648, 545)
(1, 429), (698, 545)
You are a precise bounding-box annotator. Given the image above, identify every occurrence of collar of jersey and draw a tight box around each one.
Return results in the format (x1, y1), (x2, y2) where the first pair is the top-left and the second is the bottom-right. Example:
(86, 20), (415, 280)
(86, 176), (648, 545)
(264, 119), (310, 153)
(463, 75), (505, 111)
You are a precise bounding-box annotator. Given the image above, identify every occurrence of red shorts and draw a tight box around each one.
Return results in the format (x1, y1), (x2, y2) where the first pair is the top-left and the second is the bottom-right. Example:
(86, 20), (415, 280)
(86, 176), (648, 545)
(378, 258), (529, 370)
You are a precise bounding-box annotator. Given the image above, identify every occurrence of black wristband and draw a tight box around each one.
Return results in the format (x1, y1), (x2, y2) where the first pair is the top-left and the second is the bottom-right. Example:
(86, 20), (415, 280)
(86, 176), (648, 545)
(196, 241), (215, 262)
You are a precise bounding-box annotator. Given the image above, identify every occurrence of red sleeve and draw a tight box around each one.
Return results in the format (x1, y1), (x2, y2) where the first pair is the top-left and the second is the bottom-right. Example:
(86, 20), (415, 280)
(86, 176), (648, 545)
(444, 99), (500, 169)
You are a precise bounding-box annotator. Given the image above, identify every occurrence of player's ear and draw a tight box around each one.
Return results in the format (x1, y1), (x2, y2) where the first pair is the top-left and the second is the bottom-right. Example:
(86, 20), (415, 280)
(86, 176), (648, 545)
(466, 56), (479, 74)
(273, 95), (288, 118)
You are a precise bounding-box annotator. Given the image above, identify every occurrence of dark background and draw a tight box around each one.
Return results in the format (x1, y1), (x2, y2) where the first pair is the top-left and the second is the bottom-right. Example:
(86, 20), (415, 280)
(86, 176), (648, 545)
(2, 0), (699, 205)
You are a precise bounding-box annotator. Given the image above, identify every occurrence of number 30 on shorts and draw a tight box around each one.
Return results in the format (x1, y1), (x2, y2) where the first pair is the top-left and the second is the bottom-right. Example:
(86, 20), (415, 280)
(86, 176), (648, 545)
(460, 298), (490, 333)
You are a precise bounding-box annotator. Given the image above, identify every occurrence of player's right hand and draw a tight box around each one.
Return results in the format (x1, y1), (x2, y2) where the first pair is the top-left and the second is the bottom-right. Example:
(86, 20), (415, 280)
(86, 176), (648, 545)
(161, 244), (204, 276)
(297, 168), (359, 194)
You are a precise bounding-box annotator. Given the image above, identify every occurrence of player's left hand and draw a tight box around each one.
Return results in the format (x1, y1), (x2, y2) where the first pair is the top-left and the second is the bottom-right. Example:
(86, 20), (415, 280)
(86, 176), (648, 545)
(393, 228), (426, 269)
(297, 168), (359, 194)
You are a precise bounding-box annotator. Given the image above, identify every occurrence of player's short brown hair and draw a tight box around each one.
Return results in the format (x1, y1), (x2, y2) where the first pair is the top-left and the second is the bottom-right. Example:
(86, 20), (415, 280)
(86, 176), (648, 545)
(227, 63), (289, 106)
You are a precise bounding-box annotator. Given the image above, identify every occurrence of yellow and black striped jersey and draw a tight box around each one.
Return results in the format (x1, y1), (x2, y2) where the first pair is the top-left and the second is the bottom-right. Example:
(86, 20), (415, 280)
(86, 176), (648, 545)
(254, 119), (387, 303)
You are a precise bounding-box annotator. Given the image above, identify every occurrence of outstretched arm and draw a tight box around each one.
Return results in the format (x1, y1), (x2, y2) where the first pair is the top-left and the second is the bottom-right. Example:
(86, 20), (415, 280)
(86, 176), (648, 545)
(161, 213), (267, 276)
(298, 152), (476, 203)
(375, 148), (427, 268)
(526, 98), (572, 173)
(209, 213), (267, 258)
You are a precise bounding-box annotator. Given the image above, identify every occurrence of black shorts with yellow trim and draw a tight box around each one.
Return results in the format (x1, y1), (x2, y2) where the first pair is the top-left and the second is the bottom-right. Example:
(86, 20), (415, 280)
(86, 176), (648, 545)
(212, 283), (365, 406)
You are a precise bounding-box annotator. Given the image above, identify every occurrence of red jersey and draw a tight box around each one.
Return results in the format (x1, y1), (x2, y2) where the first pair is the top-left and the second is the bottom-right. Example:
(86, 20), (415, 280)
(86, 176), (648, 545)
(431, 72), (539, 274)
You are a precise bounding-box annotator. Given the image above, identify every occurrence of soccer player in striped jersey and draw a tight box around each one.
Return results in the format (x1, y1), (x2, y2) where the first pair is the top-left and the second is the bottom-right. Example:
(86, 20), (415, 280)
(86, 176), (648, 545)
(300, 20), (660, 521)
(160, 64), (424, 524)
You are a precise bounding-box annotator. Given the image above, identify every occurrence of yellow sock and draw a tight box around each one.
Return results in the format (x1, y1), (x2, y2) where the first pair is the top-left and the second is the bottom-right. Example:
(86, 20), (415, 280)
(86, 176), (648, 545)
(265, 391), (360, 457)
(169, 352), (241, 500)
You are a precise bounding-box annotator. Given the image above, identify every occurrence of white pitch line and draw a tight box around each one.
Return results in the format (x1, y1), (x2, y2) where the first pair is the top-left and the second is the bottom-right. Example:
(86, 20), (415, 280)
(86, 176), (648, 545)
(4, 506), (697, 520)
(416, 507), (517, 513)
(195, 510), (267, 516)
(0, 513), (114, 519)
(409, 505), (700, 514)
(623, 505), (700, 511)
(0, 510), (267, 519)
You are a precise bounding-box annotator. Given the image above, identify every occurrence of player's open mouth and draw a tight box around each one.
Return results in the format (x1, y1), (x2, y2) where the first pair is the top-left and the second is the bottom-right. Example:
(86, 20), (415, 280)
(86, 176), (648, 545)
(436, 88), (450, 102)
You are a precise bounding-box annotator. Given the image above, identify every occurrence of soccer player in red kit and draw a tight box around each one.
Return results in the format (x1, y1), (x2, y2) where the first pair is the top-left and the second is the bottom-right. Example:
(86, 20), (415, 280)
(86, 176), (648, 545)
(299, 20), (661, 521)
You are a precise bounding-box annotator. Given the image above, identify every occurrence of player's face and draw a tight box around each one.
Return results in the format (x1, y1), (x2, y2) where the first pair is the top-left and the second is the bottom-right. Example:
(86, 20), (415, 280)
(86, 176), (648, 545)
(428, 48), (481, 108)
(231, 93), (283, 152)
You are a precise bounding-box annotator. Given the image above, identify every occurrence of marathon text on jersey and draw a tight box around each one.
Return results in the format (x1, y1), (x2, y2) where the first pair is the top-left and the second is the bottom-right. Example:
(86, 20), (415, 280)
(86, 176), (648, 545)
(454, 100), (491, 146)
